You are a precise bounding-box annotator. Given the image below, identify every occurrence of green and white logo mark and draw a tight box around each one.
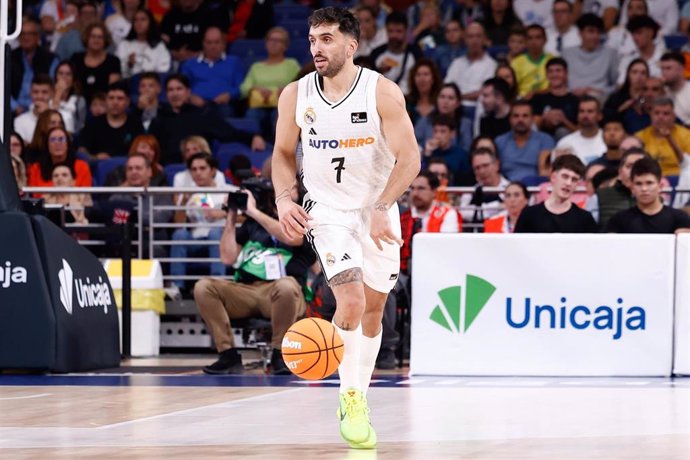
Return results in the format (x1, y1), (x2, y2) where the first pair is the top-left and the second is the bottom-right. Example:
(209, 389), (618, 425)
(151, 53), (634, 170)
(429, 275), (496, 333)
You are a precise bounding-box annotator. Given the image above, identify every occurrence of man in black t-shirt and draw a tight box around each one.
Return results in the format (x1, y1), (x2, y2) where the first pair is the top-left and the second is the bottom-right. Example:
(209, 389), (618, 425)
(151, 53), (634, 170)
(515, 154), (597, 233)
(477, 77), (511, 139)
(193, 181), (316, 375)
(530, 57), (579, 140)
(607, 157), (690, 234)
(160, 0), (229, 63)
(78, 82), (144, 159)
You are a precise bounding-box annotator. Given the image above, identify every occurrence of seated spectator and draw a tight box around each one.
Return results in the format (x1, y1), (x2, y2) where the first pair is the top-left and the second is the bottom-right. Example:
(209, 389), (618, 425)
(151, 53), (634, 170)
(635, 97), (690, 176)
(240, 27), (301, 143)
(496, 101), (555, 180)
(415, 83), (472, 153)
(105, 0), (140, 46)
(495, 62), (519, 100)
(52, 61), (87, 133)
(173, 136), (226, 187)
(616, 15), (665, 86)
(506, 26), (527, 62)
(621, 75), (665, 134)
(14, 75), (72, 143)
(27, 127), (92, 187)
(431, 19), (465, 76)
(460, 147), (510, 224)
(70, 22), (122, 103)
(105, 134), (167, 186)
(55, 0), (98, 61)
(515, 154), (597, 233)
(149, 74), (265, 165)
(586, 147), (647, 229)
(590, 118), (628, 169)
(116, 9), (171, 79)
(405, 59), (442, 131)
(371, 12), (422, 95)
(25, 109), (66, 163)
(535, 146), (592, 207)
(603, 58), (649, 123)
(510, 24), (553, 98)
(422, 115), (471, 183)
(484, 181), (530, 233)
(44, 164), (93, 224)
(160, 0), (228, 63)
(354, 6), (388, 60)
(606, 157), (690, 234)
(400, 170), (461, 275)
(10, 132), (26, 160)
(475, 77), (512, 139)
(618, 0), (678, 38)
(171, 153), (229, 290)
(10, 18), (59, 116)
(193, 181), (315, 375)
(545, 0), (581, 56)
(78, 81), (144, 159)
(89, 91), (107, 118)
(555, 95), (606, 166)
(530, 57), (579, 140)
(412, 3), (445, 52)
(480, 0), (522, 46)
(660, 52), (690, 126)
(132, 72), (162, 129)
(180, 27), (242, 118)
(606, 0), (648, 58)
(562, 14), (618, 99)
(11, 153), (27, 192)
(428, 157), (452, 204)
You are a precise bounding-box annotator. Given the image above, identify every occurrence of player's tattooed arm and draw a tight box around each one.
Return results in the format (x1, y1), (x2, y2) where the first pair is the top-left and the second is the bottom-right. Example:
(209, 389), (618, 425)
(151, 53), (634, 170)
(330, 268), (363, 287)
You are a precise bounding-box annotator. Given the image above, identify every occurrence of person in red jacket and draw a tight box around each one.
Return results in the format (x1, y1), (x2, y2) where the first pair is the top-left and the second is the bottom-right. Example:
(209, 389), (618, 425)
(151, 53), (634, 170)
(26, 126), (92, 188)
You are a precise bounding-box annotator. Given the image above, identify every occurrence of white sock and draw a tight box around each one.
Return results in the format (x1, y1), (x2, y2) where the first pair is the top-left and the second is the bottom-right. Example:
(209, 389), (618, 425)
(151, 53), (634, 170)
(359, 327), (382, 397)
(333, 322), (362, 393)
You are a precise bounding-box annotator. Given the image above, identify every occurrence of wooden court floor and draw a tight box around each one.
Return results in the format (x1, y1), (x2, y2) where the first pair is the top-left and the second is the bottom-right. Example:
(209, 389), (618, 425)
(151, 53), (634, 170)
(1, 357), (690, 459)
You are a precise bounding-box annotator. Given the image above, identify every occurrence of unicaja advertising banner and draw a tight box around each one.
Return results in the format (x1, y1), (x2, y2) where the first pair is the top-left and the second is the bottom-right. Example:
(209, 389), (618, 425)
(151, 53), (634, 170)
(410, 234), (675, 376)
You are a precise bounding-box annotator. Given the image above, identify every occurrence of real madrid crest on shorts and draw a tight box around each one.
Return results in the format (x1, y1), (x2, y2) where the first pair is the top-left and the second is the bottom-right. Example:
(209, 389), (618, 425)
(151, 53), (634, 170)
(304, 107), (316, 124)
(326, 252), (335, 266)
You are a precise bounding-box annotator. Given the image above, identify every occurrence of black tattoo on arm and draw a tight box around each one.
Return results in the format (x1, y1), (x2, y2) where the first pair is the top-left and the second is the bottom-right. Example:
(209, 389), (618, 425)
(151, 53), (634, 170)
(329, 268), (363, 287)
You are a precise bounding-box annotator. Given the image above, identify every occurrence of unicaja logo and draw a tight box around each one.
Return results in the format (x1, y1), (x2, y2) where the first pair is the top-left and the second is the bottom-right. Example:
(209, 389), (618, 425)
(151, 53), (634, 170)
(57, 259), (112, 315)
(429, 275), (496, 333)
(58, 259), (74, 314)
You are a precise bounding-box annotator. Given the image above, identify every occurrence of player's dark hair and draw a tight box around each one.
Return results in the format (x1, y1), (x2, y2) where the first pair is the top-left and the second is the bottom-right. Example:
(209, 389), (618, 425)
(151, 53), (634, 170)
(308, 7), (360, 41)
(551, 154), (585, 178)
(418, 169), (440, 190)
(631, 156), (661, 181)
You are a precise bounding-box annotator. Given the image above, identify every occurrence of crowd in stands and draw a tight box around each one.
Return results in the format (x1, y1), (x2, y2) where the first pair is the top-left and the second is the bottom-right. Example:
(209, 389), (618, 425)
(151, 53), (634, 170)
(8, 0), (690, 370)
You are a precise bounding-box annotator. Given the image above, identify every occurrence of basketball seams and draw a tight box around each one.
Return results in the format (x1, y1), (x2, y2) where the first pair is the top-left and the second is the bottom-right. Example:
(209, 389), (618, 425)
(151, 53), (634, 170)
(309, 318), (330, 380)
(282, 345), (344, 356)
(282, 318), (344, 379)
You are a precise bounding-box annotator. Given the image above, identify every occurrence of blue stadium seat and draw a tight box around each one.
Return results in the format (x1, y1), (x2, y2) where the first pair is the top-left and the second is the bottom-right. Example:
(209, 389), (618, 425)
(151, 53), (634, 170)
(521, 175), (549, 187)
(667, 175), (679, 188)
(226, 117), (260, 133)
(664, 35), (689, 51)
(274, 3), (311, 22)
(95, 157), (127, 186)
(286, 42), (311, 64)
(228, 39), (266, 59)
(215, 143), (273, 171)
(280, 19), (310, 40)
(487, 45), (509, 61)
(164, 163), (186, 186)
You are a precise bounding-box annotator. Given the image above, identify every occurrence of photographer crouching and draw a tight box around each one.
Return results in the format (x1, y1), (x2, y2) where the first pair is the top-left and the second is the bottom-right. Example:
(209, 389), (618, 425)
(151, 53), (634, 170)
(194, 177), (315, 375)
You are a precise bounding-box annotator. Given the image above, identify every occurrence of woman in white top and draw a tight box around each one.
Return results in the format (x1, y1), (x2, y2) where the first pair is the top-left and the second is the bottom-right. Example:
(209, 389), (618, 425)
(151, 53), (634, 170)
(106, 0), (142, 46)
(116, 9), (171, 78)
(52, 61), (87, 133)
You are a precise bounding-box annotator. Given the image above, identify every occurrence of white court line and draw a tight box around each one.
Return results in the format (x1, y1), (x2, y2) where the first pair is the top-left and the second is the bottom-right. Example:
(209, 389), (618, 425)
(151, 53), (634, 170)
(0, 393), (52, 401)
(98, 387), (303, 430)
(396, 379), (425, 385)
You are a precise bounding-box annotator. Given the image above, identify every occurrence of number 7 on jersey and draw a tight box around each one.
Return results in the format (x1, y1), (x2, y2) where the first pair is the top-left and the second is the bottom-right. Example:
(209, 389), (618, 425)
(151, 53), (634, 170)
(331, 157), (345, 183)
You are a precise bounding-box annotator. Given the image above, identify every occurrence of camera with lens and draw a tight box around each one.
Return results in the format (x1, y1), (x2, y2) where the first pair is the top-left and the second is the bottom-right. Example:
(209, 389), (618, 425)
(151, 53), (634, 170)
(224, 171), (275, 215)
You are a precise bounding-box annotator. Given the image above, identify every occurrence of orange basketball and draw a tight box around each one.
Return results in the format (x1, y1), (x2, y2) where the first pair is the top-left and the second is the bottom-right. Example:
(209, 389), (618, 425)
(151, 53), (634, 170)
(281, 318), (344, 380)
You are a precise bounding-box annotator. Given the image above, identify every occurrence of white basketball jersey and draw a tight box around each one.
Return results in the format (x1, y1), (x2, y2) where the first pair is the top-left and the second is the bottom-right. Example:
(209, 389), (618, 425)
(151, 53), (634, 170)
(296, 67), (395, 210)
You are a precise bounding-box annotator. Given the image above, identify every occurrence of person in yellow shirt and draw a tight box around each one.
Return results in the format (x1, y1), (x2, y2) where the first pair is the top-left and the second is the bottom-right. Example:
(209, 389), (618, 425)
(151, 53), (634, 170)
(635, 97), (690, 176)
(511, 24), (553, 98)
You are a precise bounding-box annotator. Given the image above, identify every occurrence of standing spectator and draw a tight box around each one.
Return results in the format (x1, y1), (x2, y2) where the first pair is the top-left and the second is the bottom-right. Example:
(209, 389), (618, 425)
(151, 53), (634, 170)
(70, 22), (121, 103)
(476, 77), (512, 139)
(180, 27), (243, 117)
(545, 0), (581, 56)
(27, 126), (92, 187)
(116, 9), (171, 78)
(370, 12), (422, 95)
(589, 118), (628, 170)
(618, 0), (678, 37)
(78, 82), (144, 159)
(606, 0), (649, 59)
(132, 72), (162, 130)
(603, 58), (649, 122)
(105, 0), (141, 46)
(606, 157), (690, 233)
(161, 0), (229, 64)
(496, 101), (555, 180)
(240, 27), (300, 143)
(484, 181), (530, 233)
(10, 18), (59, 116)
(660, 52), (690, 126)
(52, 61), (87, 134)
(432, 19), (465, 76)
(445, 22), (497, 115)
(480, 0), (523, 46)
(54, 0), (99, 61)
(555, 96), (607, 166)
(515, 154), (597, 232)
(514, 0), (555, 29)
(616, 15), (665, 86)
(354, 6), (387, 59)
(562, 14), (618, 99)
(531, 57), (579, 139)
(460, 147), (510, 223)
(149, 74), (265, 164)
(422, 115), (471, 181)
(405, 59), (442, 130)
(635, 97), (690, 176)
(510, 24), (553, 98)
(173, 136), (226, 187)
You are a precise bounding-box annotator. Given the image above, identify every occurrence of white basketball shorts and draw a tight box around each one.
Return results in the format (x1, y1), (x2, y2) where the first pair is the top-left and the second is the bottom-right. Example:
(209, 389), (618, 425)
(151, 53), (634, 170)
(303, 197), (401, 293)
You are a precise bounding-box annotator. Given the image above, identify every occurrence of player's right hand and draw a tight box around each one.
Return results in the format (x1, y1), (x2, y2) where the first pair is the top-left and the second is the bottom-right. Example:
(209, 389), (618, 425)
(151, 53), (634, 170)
(277, 200), (312, 239)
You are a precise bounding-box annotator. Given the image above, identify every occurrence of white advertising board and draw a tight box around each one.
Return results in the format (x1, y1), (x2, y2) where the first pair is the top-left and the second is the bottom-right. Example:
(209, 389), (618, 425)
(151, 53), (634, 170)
(410, 234), (675, 376)
(674, 234), (690, 375)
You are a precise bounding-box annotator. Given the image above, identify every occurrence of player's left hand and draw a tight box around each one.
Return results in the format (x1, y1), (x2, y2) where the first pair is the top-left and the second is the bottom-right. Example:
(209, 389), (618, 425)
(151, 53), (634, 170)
(369, 206), (403, 251)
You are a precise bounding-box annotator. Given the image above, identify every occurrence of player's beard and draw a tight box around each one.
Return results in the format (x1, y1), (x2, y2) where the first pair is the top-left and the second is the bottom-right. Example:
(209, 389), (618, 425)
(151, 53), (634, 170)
(315, 53), (346, 78)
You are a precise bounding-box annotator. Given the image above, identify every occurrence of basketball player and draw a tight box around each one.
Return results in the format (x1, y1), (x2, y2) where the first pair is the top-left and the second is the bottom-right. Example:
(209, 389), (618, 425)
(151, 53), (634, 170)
(271, 7), (420, 449)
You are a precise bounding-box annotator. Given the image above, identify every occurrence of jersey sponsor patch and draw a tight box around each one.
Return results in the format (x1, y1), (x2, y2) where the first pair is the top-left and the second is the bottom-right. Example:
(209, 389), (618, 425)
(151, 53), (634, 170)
(351, 112), (367, 123)
(389, 273), (399, 281)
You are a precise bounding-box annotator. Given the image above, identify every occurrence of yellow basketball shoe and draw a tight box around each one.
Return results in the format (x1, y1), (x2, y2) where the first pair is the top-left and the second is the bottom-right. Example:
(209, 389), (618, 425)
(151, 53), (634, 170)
(337, 389), (377, 449)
